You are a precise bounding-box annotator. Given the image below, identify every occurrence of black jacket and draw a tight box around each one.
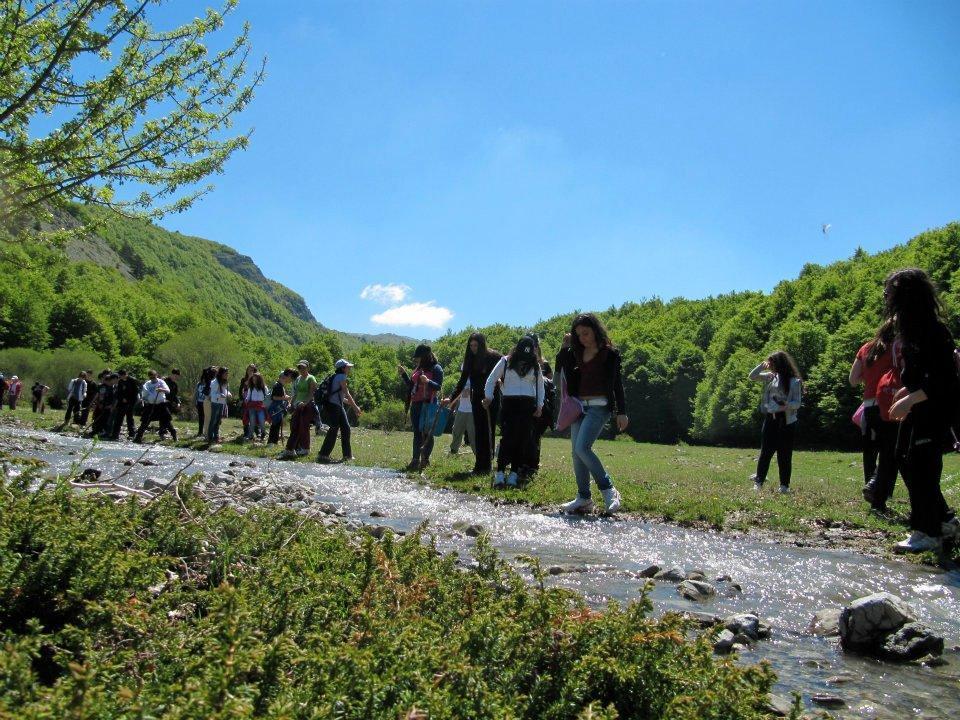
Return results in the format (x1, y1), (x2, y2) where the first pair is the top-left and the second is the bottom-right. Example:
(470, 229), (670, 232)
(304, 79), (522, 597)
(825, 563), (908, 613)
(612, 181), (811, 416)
(450, 350), (503, 399)
(117, 377), (139, 405)
(555, 346), (627, 416)
(899, 322), (958, 446)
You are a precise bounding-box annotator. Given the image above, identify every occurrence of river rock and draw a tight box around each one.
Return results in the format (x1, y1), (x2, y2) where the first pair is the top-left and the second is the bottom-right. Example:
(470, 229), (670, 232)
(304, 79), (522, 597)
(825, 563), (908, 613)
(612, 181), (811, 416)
(314, 502), (343, 516)
(654, 566), (686, 582)
(809, 608), (842, 637)
(723, 613), (760, 640)
(811, 694), (845, 708)
(879, 622), (944, 662)
(677, 579), (716, 601)
(211, 472), (235, 486)
(138, 459), (159, 466)
(365, 525), (393, 540)
(681, 611), (721, 628)
(637, 564), (661, 578)
(453, 521), (485, 537)
(765, 694), (794, 717)
(547, 564), (588, 576)
(370, 510), (387, 518)
(839, 592), (915, 651)
(79, 468), (102, 480)
(715, 574), (733, 582)
(713, 629), (736, 654)
(686, 569), (707, 582)
(242, 485), (267, 501)
(143, 477), (168, 491)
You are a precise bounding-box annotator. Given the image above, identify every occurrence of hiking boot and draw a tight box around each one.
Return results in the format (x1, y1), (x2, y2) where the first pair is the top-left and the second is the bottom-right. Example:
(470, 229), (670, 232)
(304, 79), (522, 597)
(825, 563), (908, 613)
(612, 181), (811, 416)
(493, 471), (505, 488)
(777, 484), (791, 494)
(279, 449), (296, 459)
(750, 474), (763, 492)
(506, 472), (518, 488)
(862, 481), (878, 504)
(893, 531), (941, 554)
(601, 486), (622, 513)
(295, 449), (308, 456)
(405, 461), (419, 471)
(561, 496), (595, 515)
(317, 454), (333, 463)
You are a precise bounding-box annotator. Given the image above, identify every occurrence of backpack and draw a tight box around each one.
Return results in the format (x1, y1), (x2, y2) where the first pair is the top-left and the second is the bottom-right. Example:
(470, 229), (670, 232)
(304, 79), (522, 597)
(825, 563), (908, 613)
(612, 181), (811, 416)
(314, 374), (335, 407)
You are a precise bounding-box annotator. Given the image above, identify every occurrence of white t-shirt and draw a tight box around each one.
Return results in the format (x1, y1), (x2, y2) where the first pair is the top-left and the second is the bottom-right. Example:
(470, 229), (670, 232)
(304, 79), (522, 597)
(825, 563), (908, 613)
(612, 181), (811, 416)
(244, 388), (266, 403)
(458, 380), (473, 413)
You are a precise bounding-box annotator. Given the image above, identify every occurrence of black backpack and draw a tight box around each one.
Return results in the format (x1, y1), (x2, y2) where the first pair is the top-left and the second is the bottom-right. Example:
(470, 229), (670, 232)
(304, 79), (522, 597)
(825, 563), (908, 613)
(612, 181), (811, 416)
(314, 374), (335, 407)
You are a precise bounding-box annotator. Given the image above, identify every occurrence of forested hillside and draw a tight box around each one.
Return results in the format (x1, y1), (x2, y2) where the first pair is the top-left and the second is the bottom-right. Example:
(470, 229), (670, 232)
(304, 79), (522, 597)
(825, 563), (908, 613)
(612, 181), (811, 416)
(0, 206), (957, 448)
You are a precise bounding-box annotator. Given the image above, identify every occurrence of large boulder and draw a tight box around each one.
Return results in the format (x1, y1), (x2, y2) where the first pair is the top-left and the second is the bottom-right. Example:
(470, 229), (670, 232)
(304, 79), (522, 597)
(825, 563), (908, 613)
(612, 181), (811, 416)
(809, 608), (842, 637)
(839, 592), (915, 651)
(723, 613), (761, 641)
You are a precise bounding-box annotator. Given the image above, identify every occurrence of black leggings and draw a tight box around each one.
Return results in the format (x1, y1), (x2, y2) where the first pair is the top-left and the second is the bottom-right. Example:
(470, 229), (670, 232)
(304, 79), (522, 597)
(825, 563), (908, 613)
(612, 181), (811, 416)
(319, 404), (351, 459)
(862, 405), (898, 501)
(471, 388), (499, 473)
(897, 423), (951, 537)
(756, 413), (795, 486)
(497, 396), (536, 473)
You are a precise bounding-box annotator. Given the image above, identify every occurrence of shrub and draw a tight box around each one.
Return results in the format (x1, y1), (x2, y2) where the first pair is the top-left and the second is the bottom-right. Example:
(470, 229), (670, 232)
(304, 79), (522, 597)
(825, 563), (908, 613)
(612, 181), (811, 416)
(360, 399), (409, 431)
(0, 474), (778, 719)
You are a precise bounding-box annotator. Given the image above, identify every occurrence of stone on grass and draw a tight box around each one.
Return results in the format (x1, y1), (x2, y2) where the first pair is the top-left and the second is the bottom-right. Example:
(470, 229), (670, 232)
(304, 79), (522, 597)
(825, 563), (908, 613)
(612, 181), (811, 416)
(809, 608), (842, 637)
(677, 579), (716, 602)
(839, 592), (915, 651)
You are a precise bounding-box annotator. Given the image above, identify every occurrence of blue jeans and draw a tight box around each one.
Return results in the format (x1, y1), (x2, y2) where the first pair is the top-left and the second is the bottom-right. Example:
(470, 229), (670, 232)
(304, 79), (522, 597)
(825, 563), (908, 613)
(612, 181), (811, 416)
(410, 401), (435, 464)
(245, 407), (265, 439)
(570, 405), (613, 499)
(207, 402), (225, 442)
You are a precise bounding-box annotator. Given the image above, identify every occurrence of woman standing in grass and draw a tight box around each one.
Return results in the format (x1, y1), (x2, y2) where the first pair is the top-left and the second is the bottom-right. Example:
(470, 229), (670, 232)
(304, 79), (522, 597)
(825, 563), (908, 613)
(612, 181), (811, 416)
(243, 371), (268, 442)
(555, 314), (628, 514)
(483, 335), (543, 488)
(849, 320), (898, 511)
(196, 366), (216, 438)
(239, 364), (258, 438)
(318, 359), (362, 463)
(748, 351), (802, 493)
(400, 346), (443, 470)
(207, 366), (231, 444)
(444, 333), (503, 475)
(884, 268), (960, 553)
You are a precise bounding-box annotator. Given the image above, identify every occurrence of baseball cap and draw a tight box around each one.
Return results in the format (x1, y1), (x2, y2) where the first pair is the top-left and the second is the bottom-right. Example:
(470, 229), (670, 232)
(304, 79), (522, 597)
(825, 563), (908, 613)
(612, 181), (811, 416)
(335, 358), (354, 370)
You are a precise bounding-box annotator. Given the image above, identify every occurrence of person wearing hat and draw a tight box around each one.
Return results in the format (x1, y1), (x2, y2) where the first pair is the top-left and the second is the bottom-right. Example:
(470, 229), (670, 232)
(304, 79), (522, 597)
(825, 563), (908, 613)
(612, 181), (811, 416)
(317, 358), (362, 462)
(6, 375), (22, 410)
(281, 361), (318, 458)
(399, 345), (444, 470)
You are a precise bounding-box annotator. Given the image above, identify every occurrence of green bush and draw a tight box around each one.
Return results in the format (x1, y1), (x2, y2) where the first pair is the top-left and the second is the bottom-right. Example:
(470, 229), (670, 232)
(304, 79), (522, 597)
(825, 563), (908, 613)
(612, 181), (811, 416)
(0, 474), (778, 719)
(360, 399), (409, 431)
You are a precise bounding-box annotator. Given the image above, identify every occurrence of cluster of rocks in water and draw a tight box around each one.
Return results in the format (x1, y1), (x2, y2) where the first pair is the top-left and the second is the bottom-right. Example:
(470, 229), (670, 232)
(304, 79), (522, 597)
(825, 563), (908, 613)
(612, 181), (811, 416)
(811, 591), (947, 665)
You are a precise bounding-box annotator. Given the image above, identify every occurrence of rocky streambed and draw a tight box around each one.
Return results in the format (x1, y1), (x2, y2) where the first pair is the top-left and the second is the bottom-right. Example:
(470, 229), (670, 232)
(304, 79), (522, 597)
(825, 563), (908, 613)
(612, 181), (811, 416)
(3, 427), (960, 719)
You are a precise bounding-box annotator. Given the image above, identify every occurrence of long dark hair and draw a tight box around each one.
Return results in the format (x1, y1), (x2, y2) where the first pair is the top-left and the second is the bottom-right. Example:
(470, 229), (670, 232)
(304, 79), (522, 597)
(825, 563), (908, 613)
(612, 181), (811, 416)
(570, 313), (614, 360)
(865, 318), (895, 366)
(883, 268), (947, 345)
(767, 350), (801, 390)
(507, 335), (539, 378)
(249, 372), (266, 392)
(215, 366), (229, 390)
(200, 366), (217, 395)
(462, 332), (488, 371)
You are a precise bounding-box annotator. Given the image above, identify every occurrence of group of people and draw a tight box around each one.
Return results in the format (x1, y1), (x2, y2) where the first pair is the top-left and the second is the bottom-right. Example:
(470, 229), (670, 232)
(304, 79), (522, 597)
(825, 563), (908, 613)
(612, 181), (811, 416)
(5, 267), (957, 537)
(748, 267), (960, 553)
(59, 368), (182, 443)
(0, 374), (25, 410)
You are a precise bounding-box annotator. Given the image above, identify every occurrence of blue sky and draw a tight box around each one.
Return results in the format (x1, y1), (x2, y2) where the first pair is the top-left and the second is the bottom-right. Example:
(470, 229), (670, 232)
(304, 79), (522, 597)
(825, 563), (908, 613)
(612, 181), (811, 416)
(155, 1), (960, 338)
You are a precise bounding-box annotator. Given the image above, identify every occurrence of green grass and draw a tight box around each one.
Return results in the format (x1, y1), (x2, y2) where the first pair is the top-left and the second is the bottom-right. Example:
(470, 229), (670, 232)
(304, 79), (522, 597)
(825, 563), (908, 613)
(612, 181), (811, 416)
(8, 405), (960, 546)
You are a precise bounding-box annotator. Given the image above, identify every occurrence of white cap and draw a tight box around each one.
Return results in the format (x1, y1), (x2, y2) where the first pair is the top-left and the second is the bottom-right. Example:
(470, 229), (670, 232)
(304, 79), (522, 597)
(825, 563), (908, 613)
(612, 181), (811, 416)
(335, 358), (354, 370)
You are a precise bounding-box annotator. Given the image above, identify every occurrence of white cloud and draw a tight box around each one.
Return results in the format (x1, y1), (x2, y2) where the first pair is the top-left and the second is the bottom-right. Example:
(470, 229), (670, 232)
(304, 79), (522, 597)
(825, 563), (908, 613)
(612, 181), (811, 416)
(371, 302), (454, 329)
(360, 283), (411, 305)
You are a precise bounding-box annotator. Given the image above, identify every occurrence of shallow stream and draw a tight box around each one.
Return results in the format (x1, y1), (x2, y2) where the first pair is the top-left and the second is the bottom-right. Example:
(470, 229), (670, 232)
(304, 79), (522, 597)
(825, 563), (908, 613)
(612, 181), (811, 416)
(5, 428), (959, 719)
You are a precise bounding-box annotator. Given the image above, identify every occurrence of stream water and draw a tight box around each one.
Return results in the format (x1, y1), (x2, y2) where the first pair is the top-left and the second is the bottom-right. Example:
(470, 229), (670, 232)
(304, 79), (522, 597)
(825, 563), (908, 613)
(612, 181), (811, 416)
(5, 427), (959, 719)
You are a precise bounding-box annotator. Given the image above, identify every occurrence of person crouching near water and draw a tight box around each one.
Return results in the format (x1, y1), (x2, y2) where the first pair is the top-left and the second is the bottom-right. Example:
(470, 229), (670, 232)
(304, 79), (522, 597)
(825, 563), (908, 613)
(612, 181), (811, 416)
(883, 268), (960, 553)
(484, 335), (544, 488)
(849, 320), (898, 512)
(748, 351), (802, 493)
(554, 313), (628, 514)
(318, 359), (362, 463)
(399, 346), (443, 470)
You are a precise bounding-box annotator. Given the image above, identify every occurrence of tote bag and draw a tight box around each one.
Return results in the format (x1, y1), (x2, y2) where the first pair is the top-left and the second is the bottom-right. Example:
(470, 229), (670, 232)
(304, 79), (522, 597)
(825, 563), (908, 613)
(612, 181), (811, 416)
(555, 370), (584, 432)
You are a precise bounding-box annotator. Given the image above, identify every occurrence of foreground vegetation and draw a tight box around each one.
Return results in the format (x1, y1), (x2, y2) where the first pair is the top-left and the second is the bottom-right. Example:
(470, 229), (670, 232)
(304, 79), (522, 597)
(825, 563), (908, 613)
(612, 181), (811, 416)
(0, 467), (782, 719)
(11, 407), (960, 552)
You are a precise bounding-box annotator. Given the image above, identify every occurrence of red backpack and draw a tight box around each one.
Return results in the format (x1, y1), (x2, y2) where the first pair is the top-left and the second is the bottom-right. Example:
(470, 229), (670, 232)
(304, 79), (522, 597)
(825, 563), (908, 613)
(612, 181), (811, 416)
(876, 341), (903, 422)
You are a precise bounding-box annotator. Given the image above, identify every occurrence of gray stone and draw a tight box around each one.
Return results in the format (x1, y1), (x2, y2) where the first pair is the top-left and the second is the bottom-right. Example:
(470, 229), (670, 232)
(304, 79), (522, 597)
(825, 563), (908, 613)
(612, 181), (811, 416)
(765, 694), (794, 717)
(547, 564), (588, 576)
(918, 654), (948, 668)
(365, 525), (392, 540)
(211, 472), (235, 485)
(811, 694), (845, 708)
(713, 629), (736, 654)
(681, 611), (721, 628)
(839, 592), (915, 651)
(370, 510), (387, 518)
(715, 574), (733, 583)
(143, 477), (168, 491)
(879, 623), (944, 662)
(453, 521), (485, 537)
(654, 566), (686, 582)
(637, 564), (661, 578)
(677, 579), (716, 602)
(686, 570), (707, 582)
(809, 608), (842, 637)
(732, 632), (755, 647)
(723, 613), (761, 640)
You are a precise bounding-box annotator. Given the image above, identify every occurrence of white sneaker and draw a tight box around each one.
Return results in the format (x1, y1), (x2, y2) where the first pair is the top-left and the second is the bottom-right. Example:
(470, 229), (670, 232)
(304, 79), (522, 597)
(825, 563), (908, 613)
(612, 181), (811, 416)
(601, 486), (622, 513)
(753, 481), (764, 492)
(493, 471), (505, 488)
(777, 484), (791, 494)
(561, 496), (595, 515)
(506, 472), (518, 487)
(893, 531), (941, 554)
